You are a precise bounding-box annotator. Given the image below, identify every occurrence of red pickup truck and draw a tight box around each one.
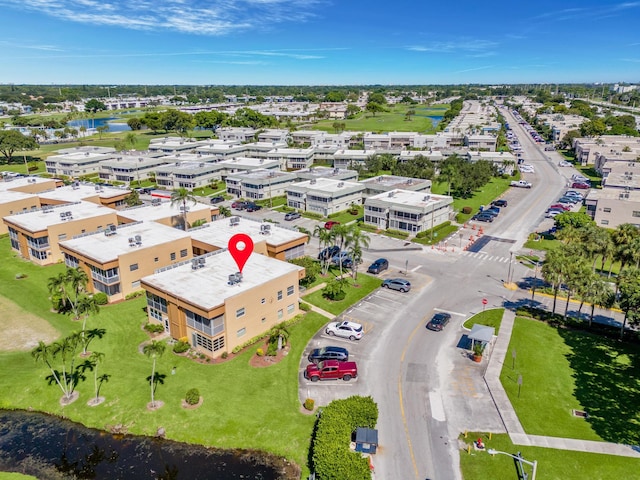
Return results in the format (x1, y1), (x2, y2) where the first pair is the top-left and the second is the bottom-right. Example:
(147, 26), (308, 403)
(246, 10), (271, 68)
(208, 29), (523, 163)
(305, 360), (358, 382)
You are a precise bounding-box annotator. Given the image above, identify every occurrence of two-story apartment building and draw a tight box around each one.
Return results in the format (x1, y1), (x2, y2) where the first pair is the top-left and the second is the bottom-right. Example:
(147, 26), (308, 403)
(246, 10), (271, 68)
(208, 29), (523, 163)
(359, 175), (432, 197)
(266, 147), (315, 170)
(286, 178), (365, 216)
(141, 250), (304, 358)
(98, 154), (168, 184)
(38, 183), (130, 210)
(155, 162), (224, 189)
(59, 221), (193, 302)
(118, 201), (219, 230)
(45, 147), (117, 178)
(225, 169), (298, 200)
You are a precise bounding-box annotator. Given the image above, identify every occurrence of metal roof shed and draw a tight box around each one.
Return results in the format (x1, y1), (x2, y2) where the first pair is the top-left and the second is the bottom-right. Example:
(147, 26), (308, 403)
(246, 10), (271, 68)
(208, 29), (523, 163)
(468, 324), (495, 346)
(354, 427), (378, 454)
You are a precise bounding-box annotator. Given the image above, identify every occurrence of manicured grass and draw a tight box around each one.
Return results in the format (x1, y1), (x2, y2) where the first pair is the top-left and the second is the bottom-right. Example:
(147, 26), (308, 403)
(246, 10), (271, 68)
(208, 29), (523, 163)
(412, 224), (459, 245)
(313, 104), (447, 133)
(459, 432), (640, 480)
(431, 175), (514, 223)
(0, 474), (37, 480)
(500, 316), (640, 444)
(325, 206), (363, 224)
(302, 273), (381, 315)
(0, 238), (329, 472)
(462, 308), (504, 331)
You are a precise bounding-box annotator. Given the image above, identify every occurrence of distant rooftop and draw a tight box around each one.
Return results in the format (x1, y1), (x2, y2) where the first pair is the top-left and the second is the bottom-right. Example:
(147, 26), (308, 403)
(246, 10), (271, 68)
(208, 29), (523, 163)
(4, 201), (116, 232)
(39, 183), (129, 202)
(118, 200), (211, 223)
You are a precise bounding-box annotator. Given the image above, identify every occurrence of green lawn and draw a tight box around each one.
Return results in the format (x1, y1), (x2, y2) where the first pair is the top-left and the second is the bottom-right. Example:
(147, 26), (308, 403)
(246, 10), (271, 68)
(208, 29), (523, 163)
(460, 432), (640, 480)
(313, 104), (448, 134)
(412, 224), (459, 245)
(0, 238), (328, 472)
(303, 272), (381, 315)
(463, 308), (504, 331)
(325, 206), (363, 224)
(500, 316), (640, 444)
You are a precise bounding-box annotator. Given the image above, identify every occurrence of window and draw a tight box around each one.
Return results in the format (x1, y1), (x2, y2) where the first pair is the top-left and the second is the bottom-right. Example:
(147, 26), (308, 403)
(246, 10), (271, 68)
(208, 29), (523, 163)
(287, 304), (295, 314)
(261, 298), (266, 304)
(287, 285), (295, 296)
(149, 308), (163, 321)
(131, 280), (140, 289)
(237, 328), (246, 337)
(603, 208), (611, 213)
(180, 249), (188, 258)
(236, 307), (245, 318)
(278, 309), (283, 319)
(64, 253), (79, 268)
(130, 263), (139, 271)
(192, 333), (225, 353)
(284, 244), (305, 260)
(277, 290), (283, 301)
(170, 252), (176, 261)
(261, 317), (266, 323)
(58, 233), (67, 240)
(186, 310), (224, 336)
(601, 219), (609, 225)
(146, 292), (168, 313)
(633, 211), (640, 218)
(154, 257), (159, 263)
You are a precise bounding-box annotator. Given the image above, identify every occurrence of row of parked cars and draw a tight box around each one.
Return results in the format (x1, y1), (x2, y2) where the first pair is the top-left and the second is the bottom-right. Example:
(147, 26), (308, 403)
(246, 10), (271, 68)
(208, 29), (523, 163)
(546, 190), (585, 217)
(471, 199), (508, 223)
(231, 201), (262, 212)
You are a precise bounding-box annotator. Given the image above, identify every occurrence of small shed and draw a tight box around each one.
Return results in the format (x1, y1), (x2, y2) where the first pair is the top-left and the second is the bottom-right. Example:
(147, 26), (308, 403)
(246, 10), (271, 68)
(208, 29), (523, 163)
(468, 324), (495, 348)
(354, 427), (379, 454)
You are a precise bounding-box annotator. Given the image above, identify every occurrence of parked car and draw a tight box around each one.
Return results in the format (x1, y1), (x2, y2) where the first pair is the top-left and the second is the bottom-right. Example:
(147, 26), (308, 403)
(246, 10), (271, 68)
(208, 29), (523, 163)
(549, 203), (571, 211)
(571, 182), (590, 189)
(492, 199), (508, 207)
(564, 191), (584, 198)
(546, 210), (563, 218)
(307, 346), (349, 364)
(382, 278), (411, 292)
(426, 312), (452, 331)
(485, 206), (500, 216)
(472, 213), (495, 223)
(284, 211), (301, 221)
(210, 196), (225, 204)
(318, 246), (340, 261)
(558, 196), (580, 204)
(324, 220), (340, 230)
(245, 203), (262, 212)
(558, 161), (572, 167)
(325, 321), (363, 340)
(367, 258), (389, 274)
(510, 180), (532, 188)
(304, 360), (358, 382)
(331, 251), (351, 265)
(232, 201), (248, 210)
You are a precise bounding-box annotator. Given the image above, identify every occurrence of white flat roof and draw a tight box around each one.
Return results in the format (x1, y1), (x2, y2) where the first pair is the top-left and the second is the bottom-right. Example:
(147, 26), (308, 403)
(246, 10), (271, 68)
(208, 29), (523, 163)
(288, 177), (364, 195)
(118, 201), (211, 223)
(60, 221), (191, 263)
(190, 217), (306, 248)
(142, 250), (303, 310)
(0, 176), (56, 192)
(4, 201), (116, 232)
(367, 189), (452, 208)
(219, 157), (280, 168)
(0, 189), (39, 204)
(39, 184), (129, 202)
(49, 151), (114, 163)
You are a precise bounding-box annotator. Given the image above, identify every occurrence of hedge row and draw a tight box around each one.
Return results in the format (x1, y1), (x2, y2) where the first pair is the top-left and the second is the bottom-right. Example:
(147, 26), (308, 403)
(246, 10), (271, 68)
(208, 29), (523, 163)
(312, 395), (378, 480)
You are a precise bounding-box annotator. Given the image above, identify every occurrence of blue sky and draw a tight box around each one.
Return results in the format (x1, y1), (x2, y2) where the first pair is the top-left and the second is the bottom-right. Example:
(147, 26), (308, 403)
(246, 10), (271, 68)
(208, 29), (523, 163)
(0, 0), (639, 85)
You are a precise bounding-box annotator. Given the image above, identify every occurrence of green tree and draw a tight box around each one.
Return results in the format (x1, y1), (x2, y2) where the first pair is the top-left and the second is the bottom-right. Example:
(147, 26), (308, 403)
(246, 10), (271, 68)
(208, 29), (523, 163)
(268, 323), (290, 351)
(345, 226), (370, 280)
(125, 190), (142, 207)
(89, 351), (108, 404)
(289, 256), (321, 286)
(554, 211), (595, 230)
(96, 125), (109, 139)
(581, 275), (614, 327)
(143, 340), (166, 408)
(542, 246), (570, 314)
(314, 224), (333, 274)
(127, 117), (142, 130)
(170, 187), (197, 231)
(0, 130), (38, 163)
(365, 102), (385, 117)
(47, 267), (89, 320)
(616, 267), (640, 339)
(84, 99), (107, 113)
(32, 333), (83, 403)
(612, 223), (640, 271)
(76, 295), (100, 355)
(365, 154), (382, 175)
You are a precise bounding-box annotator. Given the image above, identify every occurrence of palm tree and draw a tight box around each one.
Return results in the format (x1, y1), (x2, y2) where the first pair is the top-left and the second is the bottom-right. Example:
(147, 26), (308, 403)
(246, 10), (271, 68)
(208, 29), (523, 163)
(313, 224), (333, 274)
(218, 206), (231, 218)
(542, 247), (569, 314)
(31, 341), (66, 397)
(76, 295), (100, 354)
(143, 340), (166, 408)
(170, 187), (197, 231)
(562, 256), (590, 321)
(345, 227), (371, 280)
(51, 333), (82, 401)
(89, 351), (106, 403)
(616, 267), (640, 340)
(269, 323), (290, 351)
(581, 276), (613, 327)
(612, 223), (640, 271)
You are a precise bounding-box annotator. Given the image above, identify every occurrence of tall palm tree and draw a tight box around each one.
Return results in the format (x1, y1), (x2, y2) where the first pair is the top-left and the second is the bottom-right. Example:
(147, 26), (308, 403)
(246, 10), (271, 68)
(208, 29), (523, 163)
(89, 351), (106, 403)
(562, 256), (590, 321)
(345, 227), (371, 280)
(77, 295), (100, 354)
(143, 340), (166, 408)
(313, 224), (332, 274)
(612, 223), (640, 271)
(616, 267), (640, 340)
(51, 333), (82, 401)
(582, 276), (613, 328)
(31, 341), (65, 397)
(542, 247), (569, 314)
(49, 267), (89, 320)
(170, 187), (197, 231)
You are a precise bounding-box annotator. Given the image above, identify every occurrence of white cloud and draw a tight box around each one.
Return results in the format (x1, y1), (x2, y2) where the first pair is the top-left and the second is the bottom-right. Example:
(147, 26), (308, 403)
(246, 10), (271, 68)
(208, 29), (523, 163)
(407, 39), (498, 54)
(0, 0), (327, 35)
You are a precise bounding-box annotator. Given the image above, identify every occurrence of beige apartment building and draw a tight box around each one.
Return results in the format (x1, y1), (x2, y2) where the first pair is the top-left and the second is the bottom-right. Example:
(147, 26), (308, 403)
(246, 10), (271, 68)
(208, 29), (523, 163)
(118, 201), (219, 230)
(4, 201), (119, 265)
(38, 182), (130, 210)
(59, 221), (193, 302)
(0, 190), (41, 234)
(141, 250), (304, 358)
(585, 189), (640, 228)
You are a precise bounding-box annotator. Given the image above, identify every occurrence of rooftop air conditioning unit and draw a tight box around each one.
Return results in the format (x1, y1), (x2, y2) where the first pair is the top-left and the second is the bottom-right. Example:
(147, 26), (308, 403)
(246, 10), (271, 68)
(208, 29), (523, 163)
(310, 179), (316, 184)
(260, 224), (271, 234)
(228, 273), (239, 285)
(191, 259), (199, 270)
(59, 212), (66, 220)
(135, 234), (142, 245)
(198, 257), (205, 267)
(128, 237), (136, 246)
(388, 191), (394, 197)
(337, 182), (344, 187)
(235, 272), (242, 282)
(230, 216), (240, 226)
(423, 195), (430, 201)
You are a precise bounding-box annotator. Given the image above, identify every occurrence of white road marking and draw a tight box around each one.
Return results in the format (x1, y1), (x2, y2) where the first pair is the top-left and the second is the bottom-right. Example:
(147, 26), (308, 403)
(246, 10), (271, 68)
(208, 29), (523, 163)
(411, 265), (422, 272)
(433, 308), (466, 317)
(429, 390), (446, 422)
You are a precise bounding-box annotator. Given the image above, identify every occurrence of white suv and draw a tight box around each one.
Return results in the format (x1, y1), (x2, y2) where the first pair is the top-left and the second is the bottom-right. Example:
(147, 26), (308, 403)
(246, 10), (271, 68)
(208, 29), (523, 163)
(325, 321), (363, 341)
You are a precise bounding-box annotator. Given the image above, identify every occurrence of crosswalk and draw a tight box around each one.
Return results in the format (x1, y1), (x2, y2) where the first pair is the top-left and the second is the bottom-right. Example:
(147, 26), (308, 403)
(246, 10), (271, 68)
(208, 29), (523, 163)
(461, 251), (512, 263)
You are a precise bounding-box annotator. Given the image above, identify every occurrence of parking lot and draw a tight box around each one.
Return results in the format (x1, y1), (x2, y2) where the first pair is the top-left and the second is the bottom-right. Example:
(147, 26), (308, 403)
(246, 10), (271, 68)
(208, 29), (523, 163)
(298, 271), (433, 406)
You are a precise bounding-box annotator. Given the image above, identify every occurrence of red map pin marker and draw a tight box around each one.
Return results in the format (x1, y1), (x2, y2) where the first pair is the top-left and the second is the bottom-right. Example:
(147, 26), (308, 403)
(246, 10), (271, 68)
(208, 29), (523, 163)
(228, 233), (254, 273)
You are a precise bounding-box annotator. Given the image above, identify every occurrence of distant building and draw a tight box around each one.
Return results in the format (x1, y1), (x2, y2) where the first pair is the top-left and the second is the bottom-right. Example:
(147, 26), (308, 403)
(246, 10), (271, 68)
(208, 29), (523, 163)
(286, 178), (365, 216)
(359, 175), (431, 197)
(225, 169), (298, 200)
(118, 201), (218, 230)
(148, 137), (207, 154)
(45, 147), (117, 178)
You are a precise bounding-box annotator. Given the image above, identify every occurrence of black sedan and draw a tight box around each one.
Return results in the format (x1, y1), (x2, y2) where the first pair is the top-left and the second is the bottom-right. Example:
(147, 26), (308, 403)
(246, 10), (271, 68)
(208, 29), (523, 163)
(472, 213), (495, 223)
(426, 312), (451, 331)
(307, 346), (349, 364)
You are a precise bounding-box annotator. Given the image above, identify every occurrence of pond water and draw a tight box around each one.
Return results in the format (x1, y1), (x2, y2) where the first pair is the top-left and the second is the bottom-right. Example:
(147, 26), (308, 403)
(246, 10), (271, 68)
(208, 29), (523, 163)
(0, 410), (294, 479)
(67, 118), (131, 132)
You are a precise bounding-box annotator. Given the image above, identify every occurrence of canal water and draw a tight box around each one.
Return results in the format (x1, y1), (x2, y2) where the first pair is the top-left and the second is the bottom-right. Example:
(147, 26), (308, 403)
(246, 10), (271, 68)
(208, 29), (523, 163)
(0, 410), (295, 479)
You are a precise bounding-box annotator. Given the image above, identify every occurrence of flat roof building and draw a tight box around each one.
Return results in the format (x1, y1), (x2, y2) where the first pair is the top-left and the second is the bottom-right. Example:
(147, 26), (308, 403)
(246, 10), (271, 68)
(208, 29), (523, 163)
(0, 176), (61, 194)
(585, 188), (640, 228)
(266, 147), (315, 170)
(4, 201), (119, 265)
(98, 153), (168, 184)
(359, 175), (432, 197)
(286, 178), (365, 216)
(59, 221), (193, 302)
(0, 190), (41, 234)
(215, 127), (258, 143)
(216, 157), (281, 178)
(148, 137), (207, 154)
(118, 201), (218, 230)
(141, 249), (304, 358)
(294, 166), (358, 182)
(45, 149), (118, 178)
(331, 149), (377, 169)
(190, 216), (308, 261)
(364, 189), (453, 234)
(194, 143), (249, 162)
(155, 161), (224, 190)
(226, 169), (298, 200)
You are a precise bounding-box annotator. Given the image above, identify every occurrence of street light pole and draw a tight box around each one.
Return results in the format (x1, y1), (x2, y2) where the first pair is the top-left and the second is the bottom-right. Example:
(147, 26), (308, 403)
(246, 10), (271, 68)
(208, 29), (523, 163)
(506, 251), (514, 286)
(487, 449), (537, 480)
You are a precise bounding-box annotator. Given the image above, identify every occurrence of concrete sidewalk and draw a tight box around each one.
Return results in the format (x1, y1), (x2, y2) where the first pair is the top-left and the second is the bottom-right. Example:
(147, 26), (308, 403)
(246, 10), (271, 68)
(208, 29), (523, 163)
(484, 309), (640, 458)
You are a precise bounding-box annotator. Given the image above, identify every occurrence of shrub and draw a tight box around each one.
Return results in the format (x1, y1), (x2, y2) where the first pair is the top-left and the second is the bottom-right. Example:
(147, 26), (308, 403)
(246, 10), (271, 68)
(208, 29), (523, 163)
(304, 398), (315, 411)
(299, 302), (311, 312)
(93, 292), (108, 305)
(144, 323), (164, 334)
(125, 291), (144, 300)
(221, 351), (228, 359)
(266, 341), (278, 356)
(173, 340), (190, 354)
(462, 206), (472, 214)
(185, 388), (200, 405)
(256, 348), (264, 357)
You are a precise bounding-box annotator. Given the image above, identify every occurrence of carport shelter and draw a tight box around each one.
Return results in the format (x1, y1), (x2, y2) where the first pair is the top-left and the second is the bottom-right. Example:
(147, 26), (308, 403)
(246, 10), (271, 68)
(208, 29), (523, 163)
(468, 324), (495, 349)
(354, 427), (379, 454)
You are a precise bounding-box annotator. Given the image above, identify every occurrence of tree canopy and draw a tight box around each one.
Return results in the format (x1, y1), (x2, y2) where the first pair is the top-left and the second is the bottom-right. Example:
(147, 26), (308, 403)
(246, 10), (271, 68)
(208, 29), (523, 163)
(0, 130), (38, 163)
(84, 99), (107, 113)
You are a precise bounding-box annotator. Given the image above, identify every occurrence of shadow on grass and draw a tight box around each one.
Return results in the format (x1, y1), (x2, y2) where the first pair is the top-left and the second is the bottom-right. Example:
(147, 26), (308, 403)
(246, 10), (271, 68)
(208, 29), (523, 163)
(557, 328), (640, 445)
